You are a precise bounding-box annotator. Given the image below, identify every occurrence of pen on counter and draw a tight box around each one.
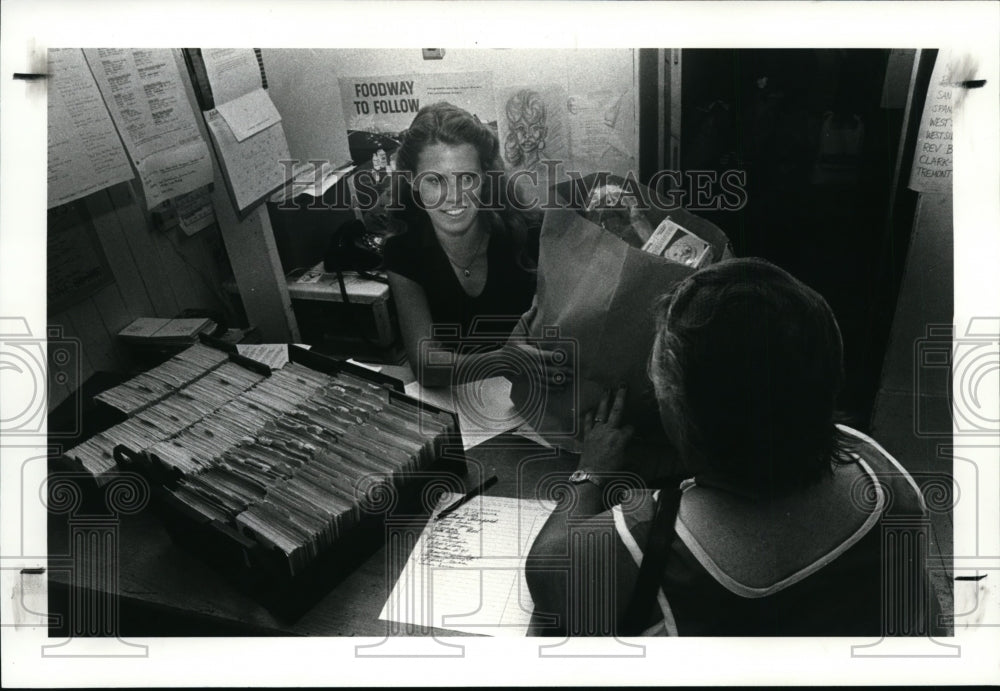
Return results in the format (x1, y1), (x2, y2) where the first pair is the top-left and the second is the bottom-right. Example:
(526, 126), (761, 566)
(435, 474), (498, 521)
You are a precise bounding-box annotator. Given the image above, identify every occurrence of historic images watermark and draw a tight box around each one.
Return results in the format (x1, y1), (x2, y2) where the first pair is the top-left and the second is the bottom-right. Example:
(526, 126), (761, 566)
(272, 158), (749, 215)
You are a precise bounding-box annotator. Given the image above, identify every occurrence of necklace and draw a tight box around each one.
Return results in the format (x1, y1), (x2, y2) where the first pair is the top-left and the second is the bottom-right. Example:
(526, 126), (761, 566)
(442, 229), (488, 278)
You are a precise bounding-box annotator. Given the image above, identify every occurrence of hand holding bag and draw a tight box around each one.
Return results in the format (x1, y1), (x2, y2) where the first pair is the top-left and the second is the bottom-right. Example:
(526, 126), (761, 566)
(510, 174), (732, 447)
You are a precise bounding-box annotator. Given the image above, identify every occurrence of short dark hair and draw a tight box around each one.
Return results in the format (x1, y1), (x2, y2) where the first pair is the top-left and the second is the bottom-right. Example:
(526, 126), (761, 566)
(651, 258), (850, 496)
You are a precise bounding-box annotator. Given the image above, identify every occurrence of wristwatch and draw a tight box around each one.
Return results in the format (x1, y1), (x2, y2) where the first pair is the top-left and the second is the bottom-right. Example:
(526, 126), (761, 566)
(568, 469), (607, 488)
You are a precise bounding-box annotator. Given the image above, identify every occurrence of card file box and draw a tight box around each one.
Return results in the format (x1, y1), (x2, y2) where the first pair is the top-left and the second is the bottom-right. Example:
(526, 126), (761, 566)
(60, 339), (464, 620)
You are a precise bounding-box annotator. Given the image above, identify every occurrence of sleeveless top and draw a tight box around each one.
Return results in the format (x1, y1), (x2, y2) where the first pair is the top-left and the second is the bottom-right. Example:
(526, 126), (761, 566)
(613, 426), (936, 636)
(382, 213), (539, 341)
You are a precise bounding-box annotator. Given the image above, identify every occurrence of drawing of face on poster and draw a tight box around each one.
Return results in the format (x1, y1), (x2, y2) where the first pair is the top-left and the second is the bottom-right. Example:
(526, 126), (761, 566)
(504, 89), (547, 167)
(498, 84), (568, 172)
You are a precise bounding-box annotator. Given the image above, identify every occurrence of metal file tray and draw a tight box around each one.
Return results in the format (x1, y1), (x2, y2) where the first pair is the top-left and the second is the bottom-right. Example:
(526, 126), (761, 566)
(68, 341), (464, 621)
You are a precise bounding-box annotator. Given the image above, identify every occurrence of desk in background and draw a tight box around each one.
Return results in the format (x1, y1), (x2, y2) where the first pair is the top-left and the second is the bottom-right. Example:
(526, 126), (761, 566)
(286, 265), (395, 348)
(225, 266), (401, 361)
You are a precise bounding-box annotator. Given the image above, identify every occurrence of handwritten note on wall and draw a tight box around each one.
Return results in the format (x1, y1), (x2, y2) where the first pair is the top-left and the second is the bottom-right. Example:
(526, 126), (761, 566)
(83, 49), (213, 208)
(909, 51), (956, 194)
(47, 49), (134, 208)
(204, 109), (291, 213)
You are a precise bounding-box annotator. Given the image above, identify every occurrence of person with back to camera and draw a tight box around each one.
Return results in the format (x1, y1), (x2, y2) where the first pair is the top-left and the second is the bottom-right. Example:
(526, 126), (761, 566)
(526, 257), (943, 636)
(384, 102), (567, 388)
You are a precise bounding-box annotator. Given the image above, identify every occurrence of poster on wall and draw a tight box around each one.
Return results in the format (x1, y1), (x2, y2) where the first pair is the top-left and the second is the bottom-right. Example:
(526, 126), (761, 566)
(495, 83), (569, 197)
(566, 88), (636, 174)
(338, 72), (496, 166)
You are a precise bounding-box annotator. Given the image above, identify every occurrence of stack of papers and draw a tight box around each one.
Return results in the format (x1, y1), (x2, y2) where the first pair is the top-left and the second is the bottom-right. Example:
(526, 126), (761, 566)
(118, 317), (216, 346)
(268, 161), (356, 203)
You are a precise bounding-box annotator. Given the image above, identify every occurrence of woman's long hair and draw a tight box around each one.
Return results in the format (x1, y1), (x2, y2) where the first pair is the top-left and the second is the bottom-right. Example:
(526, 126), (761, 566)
(393, 102), (536, 271)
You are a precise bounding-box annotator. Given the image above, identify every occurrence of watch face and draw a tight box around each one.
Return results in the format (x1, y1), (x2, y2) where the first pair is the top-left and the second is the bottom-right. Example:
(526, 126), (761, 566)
(569, 470), (587, 483)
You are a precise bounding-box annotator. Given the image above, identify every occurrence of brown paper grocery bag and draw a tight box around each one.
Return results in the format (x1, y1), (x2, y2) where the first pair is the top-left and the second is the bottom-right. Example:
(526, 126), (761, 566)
(510, 175), (731, 448)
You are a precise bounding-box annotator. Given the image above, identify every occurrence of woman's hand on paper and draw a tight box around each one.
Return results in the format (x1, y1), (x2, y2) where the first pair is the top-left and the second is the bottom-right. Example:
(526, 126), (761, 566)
(579, 385), (634, 473)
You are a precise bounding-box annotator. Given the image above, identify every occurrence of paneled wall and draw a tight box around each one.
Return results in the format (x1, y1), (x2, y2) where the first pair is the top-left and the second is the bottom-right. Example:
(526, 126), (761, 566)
(47, 181), (228, 409)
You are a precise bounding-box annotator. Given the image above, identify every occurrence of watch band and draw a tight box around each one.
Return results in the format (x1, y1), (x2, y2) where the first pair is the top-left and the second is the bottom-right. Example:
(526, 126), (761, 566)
(569, 469), (607, 488)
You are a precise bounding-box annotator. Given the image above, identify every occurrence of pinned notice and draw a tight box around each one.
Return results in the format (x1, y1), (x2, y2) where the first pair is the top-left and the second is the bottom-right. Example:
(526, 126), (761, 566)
(84, 49), (213, 209)
(196, 48), (293, 214)
(47, 49), (134, 208)
(909, 50), (959, 194)
(216, 88), (283, 142)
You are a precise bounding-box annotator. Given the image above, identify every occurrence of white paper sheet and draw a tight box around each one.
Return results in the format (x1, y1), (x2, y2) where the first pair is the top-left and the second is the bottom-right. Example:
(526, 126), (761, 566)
(269, 161), (355, 203)
(511, 424), (554, 449)
(138, 143), (213, 208)
(379, 493), (555, 636)
(339, 72), (496, 139)
(216, 88), (282, 142)
(47, 49), (134, 208)
(200, 48), (263, 105)
(346, 359), (382, 373)
(83, 48), (212, 208)
(234, 342), (312, 369)
(496, 83), (569, 173)
(567, 89), (633, 166)
(174, 187), (216, 235)
(404, 377), (526, 450)
(204, 109), (291, 212)
(908, 49), (960, 194)
(236, 343), (289, 369)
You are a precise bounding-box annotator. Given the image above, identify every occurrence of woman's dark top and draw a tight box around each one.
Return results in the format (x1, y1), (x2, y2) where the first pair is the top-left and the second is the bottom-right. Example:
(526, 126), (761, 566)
(383, 213), (539, 341)
(611, 426), (940, 636)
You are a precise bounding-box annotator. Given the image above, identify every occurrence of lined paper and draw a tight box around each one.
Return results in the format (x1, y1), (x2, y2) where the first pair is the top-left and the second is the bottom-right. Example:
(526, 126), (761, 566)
(379, 493), (554, 636)
(47, 48), (133, 208)
(83, 48), (212, 208)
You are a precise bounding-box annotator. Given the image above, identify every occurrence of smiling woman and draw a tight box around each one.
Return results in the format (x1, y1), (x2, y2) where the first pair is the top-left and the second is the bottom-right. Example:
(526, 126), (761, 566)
(384, 102), (568, 388)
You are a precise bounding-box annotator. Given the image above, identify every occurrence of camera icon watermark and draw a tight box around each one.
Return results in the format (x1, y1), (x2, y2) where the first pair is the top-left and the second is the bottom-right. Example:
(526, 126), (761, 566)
(0, 317), (82, 437)
(914, 317), (999, 437)
(416, 320), (579, 440)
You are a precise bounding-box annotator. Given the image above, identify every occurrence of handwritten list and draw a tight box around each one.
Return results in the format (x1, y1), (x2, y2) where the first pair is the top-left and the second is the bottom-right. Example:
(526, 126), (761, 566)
(47, 49), (133, 208)
(204, 109), (291, 213)
(83, 48), (212, 208)
(909, 50), (955, 194)
(379, 493), (554, 636)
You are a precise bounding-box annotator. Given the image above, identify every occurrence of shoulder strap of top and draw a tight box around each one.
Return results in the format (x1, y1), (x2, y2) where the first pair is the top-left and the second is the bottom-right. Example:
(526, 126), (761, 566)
(619, 485), (683, 636)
